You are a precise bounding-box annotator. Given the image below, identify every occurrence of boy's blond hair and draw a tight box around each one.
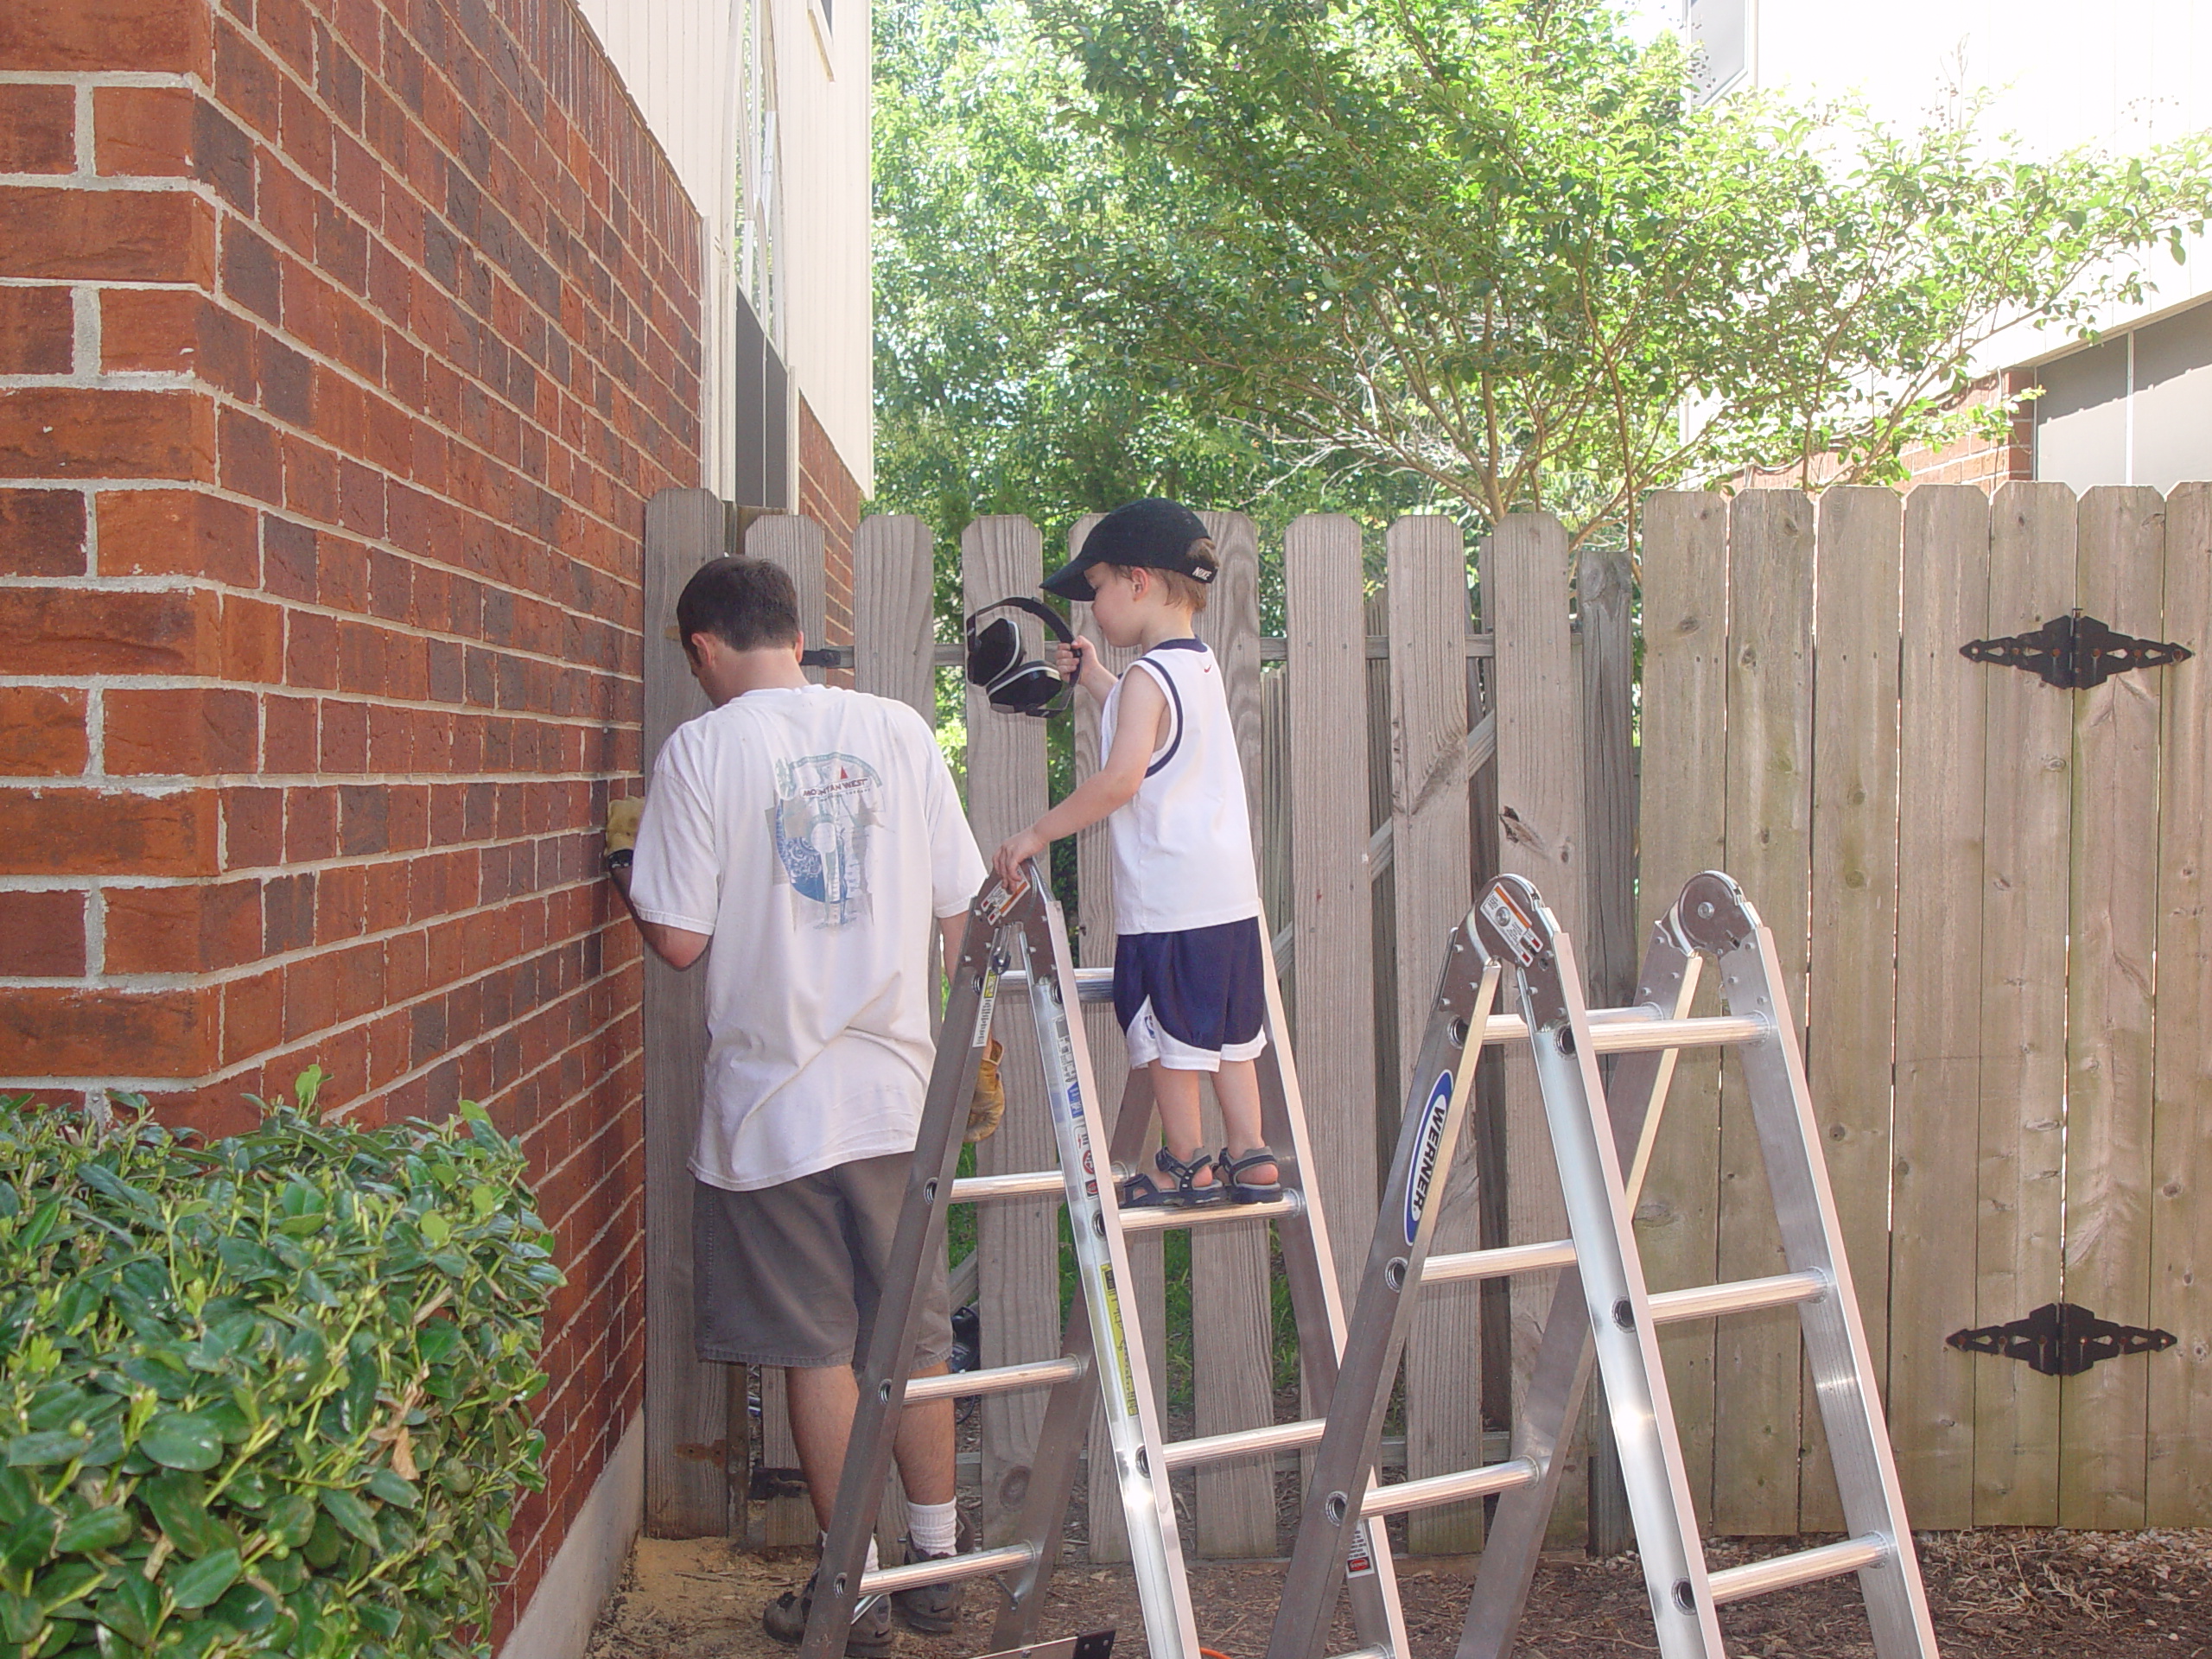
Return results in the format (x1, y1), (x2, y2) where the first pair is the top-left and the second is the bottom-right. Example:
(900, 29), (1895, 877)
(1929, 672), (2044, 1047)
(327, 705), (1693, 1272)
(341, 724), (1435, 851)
(1109, 537), (1217, 613)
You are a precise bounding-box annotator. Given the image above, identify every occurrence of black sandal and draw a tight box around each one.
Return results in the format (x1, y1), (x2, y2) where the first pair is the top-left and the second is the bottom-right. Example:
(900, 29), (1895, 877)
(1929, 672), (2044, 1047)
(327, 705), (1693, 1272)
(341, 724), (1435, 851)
(1217, 1146), (1282, 1205)
(1120, 1146), (1224, 1209)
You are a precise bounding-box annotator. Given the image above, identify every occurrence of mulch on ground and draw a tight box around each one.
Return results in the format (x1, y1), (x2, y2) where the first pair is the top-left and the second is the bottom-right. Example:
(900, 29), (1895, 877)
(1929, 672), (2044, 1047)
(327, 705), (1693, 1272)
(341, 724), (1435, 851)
(582, 1526), (2212, 1658)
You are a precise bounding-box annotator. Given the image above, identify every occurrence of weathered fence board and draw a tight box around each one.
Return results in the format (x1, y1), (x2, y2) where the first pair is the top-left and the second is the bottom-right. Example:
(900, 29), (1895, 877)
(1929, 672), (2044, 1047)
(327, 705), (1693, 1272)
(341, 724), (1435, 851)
(1798, 486), (1902, 1534)
(1491, 512), (1587, 1535)
(1713, 490), (1813, 1535)
(1973, 480), (2073, 1527)
(2149, 481), (2212, 1525)
(2060, 487), (2165, 1530)
(1387, 515), (1484, 1553)
(960, 517), (1059, 1543)
(1889, 485), (1992, 1531)
(1286, 515), (1379, 1303)
(641, 488), (728, 1539)
(853, 516), (936, 718)
(1634, 492), (1730, 1528)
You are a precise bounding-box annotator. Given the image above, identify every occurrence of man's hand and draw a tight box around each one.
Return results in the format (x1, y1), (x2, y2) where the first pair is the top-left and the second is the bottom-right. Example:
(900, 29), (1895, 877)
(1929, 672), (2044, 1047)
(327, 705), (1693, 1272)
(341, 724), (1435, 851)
(965, 1037), (1006, 1143)
(606, 798), (642, 861)
(993, 829), (1047, 891)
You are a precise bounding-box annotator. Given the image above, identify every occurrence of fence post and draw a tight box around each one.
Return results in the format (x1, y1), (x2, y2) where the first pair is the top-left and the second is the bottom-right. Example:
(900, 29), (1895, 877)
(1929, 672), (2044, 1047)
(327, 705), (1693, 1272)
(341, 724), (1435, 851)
(1491, 512), (1588, 1539)
(960, 517), (1058, 1544)
(640, 486), (731, 1538)
(854, 515), (937, 717)
(1386, 514), (1481, 1553)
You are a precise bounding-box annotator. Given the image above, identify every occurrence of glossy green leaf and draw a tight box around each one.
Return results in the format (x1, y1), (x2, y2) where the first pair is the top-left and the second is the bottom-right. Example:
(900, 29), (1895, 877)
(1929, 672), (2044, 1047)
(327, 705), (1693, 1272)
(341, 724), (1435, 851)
(320, 1491), (379, 1549)
(52, 1506), (134, 1554)
(163, 1548), (238, 1611)
(363, 1469), (416, 1510)
(136, 1414), (221, 1472)
(261, 1495), (315, 1550)
(94, 1572), (156, 1648)
(139, 1475), (232, 1560)
(6, 1433), (90, 1469)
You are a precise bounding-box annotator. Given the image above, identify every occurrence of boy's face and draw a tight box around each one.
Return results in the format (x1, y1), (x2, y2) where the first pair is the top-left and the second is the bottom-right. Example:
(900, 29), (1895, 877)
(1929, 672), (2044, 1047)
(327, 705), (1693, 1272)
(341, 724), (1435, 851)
(1084, 563), (1185, 647)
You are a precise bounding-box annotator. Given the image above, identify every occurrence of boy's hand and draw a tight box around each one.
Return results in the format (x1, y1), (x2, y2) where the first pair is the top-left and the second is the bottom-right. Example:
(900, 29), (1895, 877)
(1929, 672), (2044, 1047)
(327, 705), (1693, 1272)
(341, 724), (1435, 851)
(1054, 638), (1090, 678)
(993, 827), (1047, 890)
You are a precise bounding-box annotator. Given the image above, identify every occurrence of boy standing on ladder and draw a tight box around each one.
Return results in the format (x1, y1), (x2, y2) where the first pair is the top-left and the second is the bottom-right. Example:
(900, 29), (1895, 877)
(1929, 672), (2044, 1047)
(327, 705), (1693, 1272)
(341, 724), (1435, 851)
(994, 498), (1280, 1207)
(603, 556), (993, 1655)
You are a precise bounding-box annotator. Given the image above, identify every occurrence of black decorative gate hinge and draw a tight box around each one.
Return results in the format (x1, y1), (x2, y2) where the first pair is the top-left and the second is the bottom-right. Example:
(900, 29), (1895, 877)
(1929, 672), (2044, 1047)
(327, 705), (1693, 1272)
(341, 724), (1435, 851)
(1961, 611), (2191, 690)
(1947, 1301), (2177, 1377)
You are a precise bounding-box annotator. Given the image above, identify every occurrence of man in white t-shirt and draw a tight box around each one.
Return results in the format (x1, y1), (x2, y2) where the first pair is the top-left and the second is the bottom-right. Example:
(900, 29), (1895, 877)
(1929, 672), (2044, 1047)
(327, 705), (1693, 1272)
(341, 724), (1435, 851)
(604, 556), (987, 1652)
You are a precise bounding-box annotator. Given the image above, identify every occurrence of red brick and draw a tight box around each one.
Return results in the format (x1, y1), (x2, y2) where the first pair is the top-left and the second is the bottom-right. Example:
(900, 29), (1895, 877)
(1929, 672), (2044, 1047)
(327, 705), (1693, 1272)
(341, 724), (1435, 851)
(105, 879), (262, 973)
(221, 967), (282, 1065)
(105, 686), (258, 775)
(0, 286), (69, 377)
(98, 488), (257, 587)
(0, 84), (72, 174)
(222, 785), (283, 867)
(0, 587), (217, 675)
(0, 488), (84, 576)
(0, 0), (210, 73)
(0, 388), (216, 481)
(1, 985), (218, 1075)
(99, 289), (202, 375)
(92, 85), (194, 176)
(221, 594), (283, 681)
(219, 405), (282, 503)
(0, 685), (86, 776)
(0, 889), (84, 976)
(0, 187), (213, 283)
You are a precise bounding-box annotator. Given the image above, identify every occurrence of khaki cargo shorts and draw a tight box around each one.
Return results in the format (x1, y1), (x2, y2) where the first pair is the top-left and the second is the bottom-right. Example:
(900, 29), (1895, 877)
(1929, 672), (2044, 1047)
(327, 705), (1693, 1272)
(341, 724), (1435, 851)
(692, 1152), (953, 1370)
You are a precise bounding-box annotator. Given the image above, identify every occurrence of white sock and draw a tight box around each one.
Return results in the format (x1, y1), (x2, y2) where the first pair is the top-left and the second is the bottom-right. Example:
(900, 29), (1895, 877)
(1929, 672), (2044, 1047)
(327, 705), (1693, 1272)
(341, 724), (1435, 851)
(906, 1497), (960, 1554)
(817, 1531), (880, 1573)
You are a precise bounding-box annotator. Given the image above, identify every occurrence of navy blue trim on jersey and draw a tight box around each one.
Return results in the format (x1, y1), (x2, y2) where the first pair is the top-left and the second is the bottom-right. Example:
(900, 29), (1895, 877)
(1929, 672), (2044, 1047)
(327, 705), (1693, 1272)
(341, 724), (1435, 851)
(1151, 638), (1207, 652)
(1128, 656), (1186, 779)
(1113, 917), (1267, 1053)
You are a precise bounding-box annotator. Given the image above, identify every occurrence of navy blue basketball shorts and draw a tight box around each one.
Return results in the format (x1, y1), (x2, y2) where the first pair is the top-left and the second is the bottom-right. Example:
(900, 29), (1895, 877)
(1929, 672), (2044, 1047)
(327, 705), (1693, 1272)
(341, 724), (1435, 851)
(1113, 916), (1269, 1071)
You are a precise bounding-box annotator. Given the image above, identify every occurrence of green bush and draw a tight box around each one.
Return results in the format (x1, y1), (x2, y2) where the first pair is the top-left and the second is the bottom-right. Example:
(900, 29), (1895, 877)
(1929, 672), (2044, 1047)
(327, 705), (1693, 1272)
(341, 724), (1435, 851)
(0, 1071), (563, 1659)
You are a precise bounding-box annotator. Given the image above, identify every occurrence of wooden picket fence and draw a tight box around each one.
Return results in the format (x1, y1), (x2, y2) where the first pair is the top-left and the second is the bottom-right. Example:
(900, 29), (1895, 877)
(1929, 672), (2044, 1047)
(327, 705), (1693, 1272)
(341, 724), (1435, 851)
(1636, 483), (2211, 1537)
(639, 482), (2210, 1559)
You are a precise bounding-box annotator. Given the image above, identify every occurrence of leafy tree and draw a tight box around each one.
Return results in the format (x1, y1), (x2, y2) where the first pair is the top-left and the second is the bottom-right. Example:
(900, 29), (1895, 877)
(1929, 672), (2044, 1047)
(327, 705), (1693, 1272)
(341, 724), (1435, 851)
(1020, 0), (2212, 549)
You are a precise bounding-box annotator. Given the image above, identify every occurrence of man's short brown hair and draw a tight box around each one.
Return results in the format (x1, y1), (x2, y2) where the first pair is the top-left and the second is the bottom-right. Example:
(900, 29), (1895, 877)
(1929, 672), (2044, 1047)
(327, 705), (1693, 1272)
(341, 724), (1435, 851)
(676, 556), (800, 656)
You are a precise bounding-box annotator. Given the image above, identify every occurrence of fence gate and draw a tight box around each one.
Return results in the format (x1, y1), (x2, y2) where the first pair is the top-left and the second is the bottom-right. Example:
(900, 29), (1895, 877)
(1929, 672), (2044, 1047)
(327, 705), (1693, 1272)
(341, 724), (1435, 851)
(1637, 483), (2211, 1533)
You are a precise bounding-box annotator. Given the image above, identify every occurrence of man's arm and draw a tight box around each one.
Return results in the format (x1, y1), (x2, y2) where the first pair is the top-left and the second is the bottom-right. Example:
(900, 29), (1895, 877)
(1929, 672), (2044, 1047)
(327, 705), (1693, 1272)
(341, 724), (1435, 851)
(604, 796), (711, 969)
(940, 912), (968, 982)
(609, 860), (711, 969)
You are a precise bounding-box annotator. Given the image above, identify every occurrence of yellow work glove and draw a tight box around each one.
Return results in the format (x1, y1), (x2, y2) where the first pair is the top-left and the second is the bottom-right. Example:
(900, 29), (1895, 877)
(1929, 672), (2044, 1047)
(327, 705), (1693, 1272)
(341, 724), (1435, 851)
(605, 798), (642, 861)
(964, 1038), (1006, 1143)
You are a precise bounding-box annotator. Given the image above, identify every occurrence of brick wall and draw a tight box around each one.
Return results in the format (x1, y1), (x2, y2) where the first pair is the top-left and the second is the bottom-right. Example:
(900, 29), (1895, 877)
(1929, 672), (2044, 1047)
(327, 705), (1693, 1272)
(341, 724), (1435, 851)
(798, 391), (859, 647)
(1891, 368), (2035, 490)
(0, 0), (702, 1636)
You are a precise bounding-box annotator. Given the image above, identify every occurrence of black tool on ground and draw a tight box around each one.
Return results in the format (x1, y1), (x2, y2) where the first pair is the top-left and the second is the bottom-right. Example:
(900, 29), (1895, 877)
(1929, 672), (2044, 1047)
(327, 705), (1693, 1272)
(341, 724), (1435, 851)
(966, 597), (1076, 716)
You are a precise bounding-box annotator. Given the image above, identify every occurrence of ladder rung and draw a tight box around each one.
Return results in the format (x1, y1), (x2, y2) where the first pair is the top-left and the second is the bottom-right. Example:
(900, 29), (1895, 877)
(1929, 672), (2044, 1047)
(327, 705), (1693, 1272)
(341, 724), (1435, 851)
(1421, 1238), (1576, 1285)
(1474, 1008), (1766, 1054)
(1325, 1649), (1391, 1659)
(1161, 1415), (1324, 1471)
(1118, 1192), (1301, 1233)
(1649, 1270), (1827, 1325)
(991, 967), (1116, 1004)
(1707, 1534), (1890, 1605)
(902, 1357), (1085, 1403)
(857, 1541), (1036, 1597)
(949, 1170), (1064, 1204)
(1360, 1457), (1537, 1516)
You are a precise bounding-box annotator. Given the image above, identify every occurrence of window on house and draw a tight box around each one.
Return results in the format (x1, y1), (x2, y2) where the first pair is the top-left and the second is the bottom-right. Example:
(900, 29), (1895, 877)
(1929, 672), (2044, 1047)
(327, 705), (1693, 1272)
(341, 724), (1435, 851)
(2031, 294), (2212, 493)
(1686, 0), (1748, 101)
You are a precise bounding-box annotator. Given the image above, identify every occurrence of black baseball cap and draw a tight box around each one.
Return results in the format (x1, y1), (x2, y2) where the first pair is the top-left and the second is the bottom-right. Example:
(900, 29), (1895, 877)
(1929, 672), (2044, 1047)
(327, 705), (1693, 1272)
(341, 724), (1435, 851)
(1040, 498), (1217, 601)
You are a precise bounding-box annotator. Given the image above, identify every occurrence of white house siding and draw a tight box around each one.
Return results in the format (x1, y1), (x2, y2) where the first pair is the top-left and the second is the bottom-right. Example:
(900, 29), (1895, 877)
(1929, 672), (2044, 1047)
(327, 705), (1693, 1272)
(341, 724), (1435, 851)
(567, 0), (874, 498)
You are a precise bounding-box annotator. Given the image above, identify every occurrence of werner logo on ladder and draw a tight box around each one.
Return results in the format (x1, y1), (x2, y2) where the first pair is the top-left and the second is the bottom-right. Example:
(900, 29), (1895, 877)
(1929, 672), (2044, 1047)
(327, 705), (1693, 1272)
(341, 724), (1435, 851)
(1271, 870), (1937, 1659)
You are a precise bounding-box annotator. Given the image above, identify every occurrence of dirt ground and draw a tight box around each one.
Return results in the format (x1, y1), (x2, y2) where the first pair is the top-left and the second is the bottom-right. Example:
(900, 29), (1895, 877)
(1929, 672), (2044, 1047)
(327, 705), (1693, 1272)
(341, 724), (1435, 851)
(583, 1526), (2212, 1658)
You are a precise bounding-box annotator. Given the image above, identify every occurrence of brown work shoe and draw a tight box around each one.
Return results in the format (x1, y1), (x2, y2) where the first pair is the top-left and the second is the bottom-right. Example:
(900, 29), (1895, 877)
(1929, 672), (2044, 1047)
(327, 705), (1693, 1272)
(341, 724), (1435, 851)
(762, 1569), (894, 1656)
(890, 1519), (974, 1633)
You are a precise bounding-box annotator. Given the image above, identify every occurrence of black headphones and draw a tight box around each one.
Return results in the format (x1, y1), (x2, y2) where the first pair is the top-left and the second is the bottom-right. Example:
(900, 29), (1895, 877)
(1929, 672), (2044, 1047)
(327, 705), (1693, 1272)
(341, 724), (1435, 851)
(965, 596), (1076, 717)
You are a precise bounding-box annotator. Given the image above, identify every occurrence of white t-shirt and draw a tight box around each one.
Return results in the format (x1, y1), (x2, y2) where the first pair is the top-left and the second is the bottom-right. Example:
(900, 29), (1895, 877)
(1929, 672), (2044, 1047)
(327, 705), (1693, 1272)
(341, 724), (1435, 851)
(627, 684), (987, 1192)
(1097, 639), (1262, 936)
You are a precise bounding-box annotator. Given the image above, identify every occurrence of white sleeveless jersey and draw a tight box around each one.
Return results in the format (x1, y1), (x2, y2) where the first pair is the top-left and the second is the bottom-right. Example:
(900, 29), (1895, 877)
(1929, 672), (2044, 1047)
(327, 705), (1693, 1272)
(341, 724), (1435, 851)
(1098, 639), (1262, 935)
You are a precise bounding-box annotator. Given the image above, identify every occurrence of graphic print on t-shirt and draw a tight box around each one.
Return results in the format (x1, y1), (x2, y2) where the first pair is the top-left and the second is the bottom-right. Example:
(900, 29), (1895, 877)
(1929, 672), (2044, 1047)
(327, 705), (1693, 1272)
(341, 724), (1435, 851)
(769, 752), (883, 925)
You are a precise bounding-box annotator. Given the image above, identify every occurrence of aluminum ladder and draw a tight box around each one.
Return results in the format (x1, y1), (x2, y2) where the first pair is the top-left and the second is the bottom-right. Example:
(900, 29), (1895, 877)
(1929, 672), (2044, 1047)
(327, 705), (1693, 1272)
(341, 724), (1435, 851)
(1269, 870), (1938, 1659)
(799, 860), (1413, 1659)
